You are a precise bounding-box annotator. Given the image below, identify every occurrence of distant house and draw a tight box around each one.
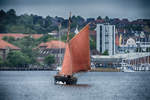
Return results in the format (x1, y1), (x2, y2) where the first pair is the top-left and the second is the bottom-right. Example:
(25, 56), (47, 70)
(0, 39), (20, 60)
(118, 38), (137, 53)
(0, 33), (43, 39)
(96, 19), (105, 24)
(36, 40), (66, 65)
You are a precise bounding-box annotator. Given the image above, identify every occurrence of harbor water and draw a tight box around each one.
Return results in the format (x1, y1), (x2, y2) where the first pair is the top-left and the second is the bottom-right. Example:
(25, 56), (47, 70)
(0, 71), (150, 100)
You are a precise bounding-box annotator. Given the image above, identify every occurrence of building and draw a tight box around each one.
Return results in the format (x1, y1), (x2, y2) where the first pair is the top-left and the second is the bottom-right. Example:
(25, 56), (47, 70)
(96, 24), (116, 55)
(92, 52), (150, 68)
(136, 41), (150, 52)
(36, 40), (66, 65)
(74, 26), (79, 34)
(0, 39), (20, 60)
(91, 55), (122, 68)
(118, 38), (137, 53)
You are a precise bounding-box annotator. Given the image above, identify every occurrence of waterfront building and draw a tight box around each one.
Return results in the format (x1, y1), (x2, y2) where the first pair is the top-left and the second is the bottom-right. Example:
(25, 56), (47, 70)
(36, 40), (65, 65)
(0, 39), (20, 60)
(118, 38), (137, 53)
(136, 41), (150, 52)
(96, 24), (116, 55)
(92, 52), (150, 68)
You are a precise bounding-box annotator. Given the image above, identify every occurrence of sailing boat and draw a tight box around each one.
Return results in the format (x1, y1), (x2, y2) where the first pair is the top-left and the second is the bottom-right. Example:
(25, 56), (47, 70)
(54, 15), (91, 85)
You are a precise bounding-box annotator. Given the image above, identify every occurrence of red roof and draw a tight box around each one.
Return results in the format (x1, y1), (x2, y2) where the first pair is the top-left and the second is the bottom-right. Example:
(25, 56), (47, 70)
(96, 19), (105, 23)
(0, 33), (43, 39)
(0, 33), (27, 39)
(0, 39), (20, 50)
(38, 40), (66, 49)
(31, 34), (43, 39)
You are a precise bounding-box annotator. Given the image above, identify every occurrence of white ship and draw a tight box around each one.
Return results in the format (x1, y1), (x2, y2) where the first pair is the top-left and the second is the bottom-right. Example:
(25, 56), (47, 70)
(120, 62), (134, 72)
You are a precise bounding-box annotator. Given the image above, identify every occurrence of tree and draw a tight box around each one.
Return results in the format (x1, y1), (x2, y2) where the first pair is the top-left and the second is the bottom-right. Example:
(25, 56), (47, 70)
(102, 50), (109, 55)
(37, 34), (53, 42)
(104, 16), (109, 23)
(6, 51), (30, 67)
(6, 9), (17, 24)
(44, 55), (55, 66)
(7, 9), (16, 16)
(90, 37), (96, 50)
(2, 36), (15, 43)
(97, 16), (102, 20)
(21, 47), (38, 64)
(61, 33), (75, 42)
(0, 10), (6, 18)
(0, 56), (3, 67)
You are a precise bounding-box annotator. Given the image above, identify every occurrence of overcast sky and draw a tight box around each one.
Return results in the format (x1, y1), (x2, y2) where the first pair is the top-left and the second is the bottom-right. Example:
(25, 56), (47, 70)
(0, 0), (150, 20)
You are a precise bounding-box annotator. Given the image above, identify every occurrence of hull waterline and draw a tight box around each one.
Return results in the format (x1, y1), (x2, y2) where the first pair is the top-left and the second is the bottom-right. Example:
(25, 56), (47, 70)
(54, 75), (77, 85)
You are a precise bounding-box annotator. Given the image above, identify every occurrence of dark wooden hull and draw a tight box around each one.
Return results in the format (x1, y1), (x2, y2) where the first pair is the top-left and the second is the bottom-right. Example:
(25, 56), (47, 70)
(54, 75), (77, 85)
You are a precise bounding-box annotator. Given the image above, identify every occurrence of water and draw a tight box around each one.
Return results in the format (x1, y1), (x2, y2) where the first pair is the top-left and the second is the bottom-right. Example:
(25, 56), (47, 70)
(0, 71), (150, 100)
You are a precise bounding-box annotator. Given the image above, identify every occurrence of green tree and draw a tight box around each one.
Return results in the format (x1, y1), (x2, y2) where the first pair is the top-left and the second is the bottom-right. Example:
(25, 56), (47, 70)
(61, 33), (75, 42)
(2, 36), (15, 43)
(44, 55), (55, 66)
(21, 47), (38, 64)
(104, 16), (109, 23)
(90, 38), (96, 50)
(0, 56), (3, 67)
(37, 34), (53, 42)
(97, 16), (102, 20)
(7, 51), (30, 67)
(6, 9), (17, 24)
(102, 50), (109, 55)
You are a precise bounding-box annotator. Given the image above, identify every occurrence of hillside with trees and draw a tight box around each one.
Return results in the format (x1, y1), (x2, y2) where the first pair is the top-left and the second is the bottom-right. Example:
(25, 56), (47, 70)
(0, 9), (87, 34)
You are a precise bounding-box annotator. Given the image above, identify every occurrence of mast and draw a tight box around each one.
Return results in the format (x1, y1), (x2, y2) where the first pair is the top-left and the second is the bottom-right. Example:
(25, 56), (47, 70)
(58, 23), (62, 66)
(68, 12), (73, 75)
(67, 12), (71, 42)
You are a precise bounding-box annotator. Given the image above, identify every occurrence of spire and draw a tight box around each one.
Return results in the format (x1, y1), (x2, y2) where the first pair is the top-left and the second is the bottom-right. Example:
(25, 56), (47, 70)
(75, 25), (79, 34)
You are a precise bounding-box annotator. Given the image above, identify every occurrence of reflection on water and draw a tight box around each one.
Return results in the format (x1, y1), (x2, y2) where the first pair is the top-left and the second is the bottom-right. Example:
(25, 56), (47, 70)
(0, 71), (150, 100)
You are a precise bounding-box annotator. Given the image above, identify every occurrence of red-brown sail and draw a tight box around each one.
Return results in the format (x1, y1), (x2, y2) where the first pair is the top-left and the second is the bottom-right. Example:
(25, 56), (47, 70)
(59, 43), (72, 75)
(59, 24), (90, 75)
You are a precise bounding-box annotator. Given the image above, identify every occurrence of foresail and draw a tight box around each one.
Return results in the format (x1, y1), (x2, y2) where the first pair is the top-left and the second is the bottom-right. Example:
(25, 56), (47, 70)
(59, 43), (72, 75)
(70, 24), (91, 73)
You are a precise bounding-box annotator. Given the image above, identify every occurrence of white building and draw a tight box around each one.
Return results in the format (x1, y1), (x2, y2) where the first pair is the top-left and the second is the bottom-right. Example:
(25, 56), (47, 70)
(96, 24), (116, 55)
(125, 38), (137, 47)
(121, 38), (137, 53)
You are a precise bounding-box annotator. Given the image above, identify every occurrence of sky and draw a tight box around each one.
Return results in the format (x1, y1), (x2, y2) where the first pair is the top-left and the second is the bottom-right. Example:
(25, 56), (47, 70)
(0, 0), (150, 20)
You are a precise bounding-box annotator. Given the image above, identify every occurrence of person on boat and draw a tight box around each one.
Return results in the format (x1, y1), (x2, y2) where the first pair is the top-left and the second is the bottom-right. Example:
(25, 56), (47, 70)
(67, 75), (73, 78)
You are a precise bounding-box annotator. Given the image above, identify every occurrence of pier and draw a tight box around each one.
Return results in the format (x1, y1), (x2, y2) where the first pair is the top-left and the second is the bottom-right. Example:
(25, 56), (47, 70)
(91, 52), (150, 71)
(124, 53), (150, 71)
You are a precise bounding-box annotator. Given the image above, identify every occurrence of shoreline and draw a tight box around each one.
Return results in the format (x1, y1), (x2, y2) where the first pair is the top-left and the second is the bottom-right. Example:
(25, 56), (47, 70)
(0, 67), (121, 72)
(0, 67), (55, 71)
(90, 68), (120, 72)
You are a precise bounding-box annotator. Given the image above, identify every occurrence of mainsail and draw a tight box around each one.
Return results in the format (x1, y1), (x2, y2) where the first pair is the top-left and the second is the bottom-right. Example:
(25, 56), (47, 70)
(59, 24), (90, 75)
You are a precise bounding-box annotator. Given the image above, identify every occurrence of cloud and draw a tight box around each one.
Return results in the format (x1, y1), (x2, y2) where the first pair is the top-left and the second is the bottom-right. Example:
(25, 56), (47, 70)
(0, 0), (150, 19)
